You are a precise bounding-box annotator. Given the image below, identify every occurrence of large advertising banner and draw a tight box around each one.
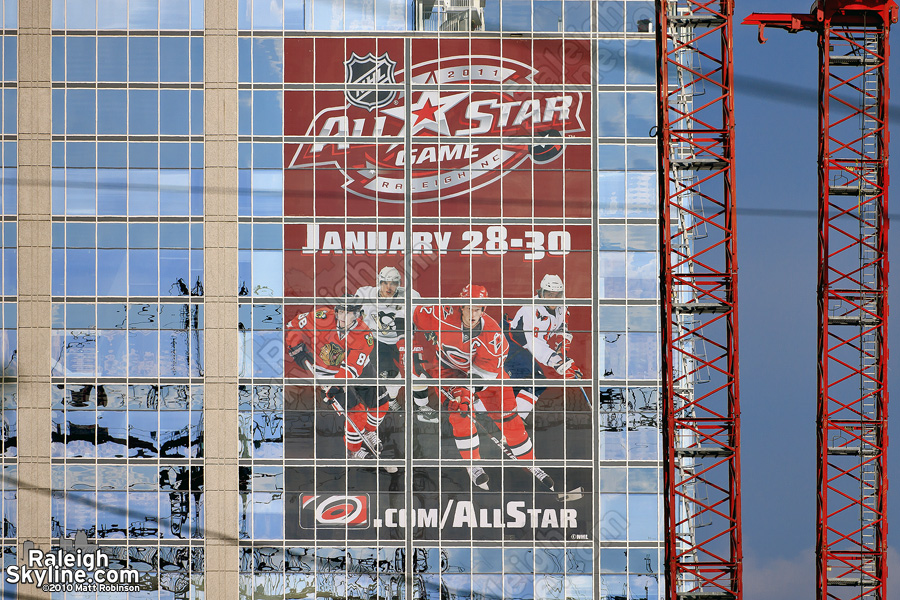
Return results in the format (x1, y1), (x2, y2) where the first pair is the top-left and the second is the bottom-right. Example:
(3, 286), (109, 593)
(282, 37), (593, 546)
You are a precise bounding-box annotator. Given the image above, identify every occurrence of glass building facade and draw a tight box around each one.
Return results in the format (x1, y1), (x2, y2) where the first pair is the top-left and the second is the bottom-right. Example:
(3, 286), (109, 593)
(11, 0), (662, 598)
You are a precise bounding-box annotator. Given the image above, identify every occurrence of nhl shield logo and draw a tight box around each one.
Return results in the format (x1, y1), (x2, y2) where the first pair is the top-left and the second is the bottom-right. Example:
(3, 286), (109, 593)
(344, 52), (398, 111)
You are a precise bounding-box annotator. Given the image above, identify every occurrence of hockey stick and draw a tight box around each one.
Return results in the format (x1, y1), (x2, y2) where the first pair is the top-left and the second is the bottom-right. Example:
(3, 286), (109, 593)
(436, 387), (583, 501)
(436, 387), (519, 463)
(328, 397), (380, 457)
(302, 350), (384, 459)
(577, 387), (592, 408)
(327, 389), (401, 474)
(322, 389), (382, 459)
(572, 373), (592, 408)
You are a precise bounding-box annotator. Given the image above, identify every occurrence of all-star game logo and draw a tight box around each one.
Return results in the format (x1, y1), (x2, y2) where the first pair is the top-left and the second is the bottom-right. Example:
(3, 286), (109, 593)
(287, 52), (586, 203)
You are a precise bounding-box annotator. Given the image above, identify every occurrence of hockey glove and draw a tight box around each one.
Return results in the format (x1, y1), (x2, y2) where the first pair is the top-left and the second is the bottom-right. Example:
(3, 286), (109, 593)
(553, 357), (583, 379)
(445, 386), (473, 414)
(321, 386), (340, 404)
(564, 364), (584, 379)
(287, 342), (313, 368)
(415, 404), (440, 424)
(552, 332), (574, 357)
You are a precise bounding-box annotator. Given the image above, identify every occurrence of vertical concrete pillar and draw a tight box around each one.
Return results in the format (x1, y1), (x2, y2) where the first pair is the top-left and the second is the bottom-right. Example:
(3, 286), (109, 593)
(204, 1), (240, 597)
(17, 2), (53, 595)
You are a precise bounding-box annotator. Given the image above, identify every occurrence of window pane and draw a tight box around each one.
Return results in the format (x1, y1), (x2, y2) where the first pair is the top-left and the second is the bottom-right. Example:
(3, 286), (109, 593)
(130, 0), (160, 29)
(65, 37), (96, 81)
(252, 250), (282, 297)
(128, 332), (159, 378)
(160, 0), (191, 29)
(128, 169), (159, 216)
(97, 169), (127, 215)
(159, 90), (189, 135)
(254, 0), (284, 29)
(191, 37), (204, 82)
(98, 37), (127, 81)
(312, 0), (342, 30)
(129, 250), (159, 296)
(345, 0), (374, 30)
(626, 171), (655, 218)
(626, 1), (655, 33)
(252, 91), (283, 135)
(626, 92), (656, 138)
(159, 37), (190, 81)
(4, 38), (16, 81)
(626, 251), (657, 299)
(597, 93), (625, 137)
(98, 0), (127, 28)
(65, 168), (96, 215)
(597, 1), (624, 32)
(98, 89), (127, 135)
(160, 249), (190, 296)
(374, 0), (407, 30)
(251, 169), (282, 216)
(98, 249), (127, 296)
(128, 38), (159, 82)
(626, 40), (656, 85)
(129, 90), (159, 135)
(597, 172), (625, 218)
(253, 38), (283, 83)
(534, 0), (562, 32)
(66, 249), (96, 295)
(66, 90), (96, 135)
(66, 0), (96, 29)
(160, 169), (191, 215)
(502, 0), (531, 31)
(563, 0), (590, 32)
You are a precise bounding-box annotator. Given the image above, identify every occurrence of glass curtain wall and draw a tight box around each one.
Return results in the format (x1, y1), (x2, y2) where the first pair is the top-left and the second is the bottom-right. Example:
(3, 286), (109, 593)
(50, 0), (205, 596)
(40, 0), (662, 598)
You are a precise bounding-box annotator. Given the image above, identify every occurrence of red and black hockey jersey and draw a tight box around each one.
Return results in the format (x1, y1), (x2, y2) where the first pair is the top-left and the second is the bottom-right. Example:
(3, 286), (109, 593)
(285, 307), (375, 378)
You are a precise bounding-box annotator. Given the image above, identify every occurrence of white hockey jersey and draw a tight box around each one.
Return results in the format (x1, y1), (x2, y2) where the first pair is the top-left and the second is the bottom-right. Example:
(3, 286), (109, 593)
(507, 302), (570, 367)
(354, 285), (421, 345)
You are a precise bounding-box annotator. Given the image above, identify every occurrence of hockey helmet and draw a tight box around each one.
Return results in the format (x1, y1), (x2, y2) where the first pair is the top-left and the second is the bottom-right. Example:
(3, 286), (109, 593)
(460, 284), (489, 299)
(539, 274), (564, 295)
(378, 266), (401, 284)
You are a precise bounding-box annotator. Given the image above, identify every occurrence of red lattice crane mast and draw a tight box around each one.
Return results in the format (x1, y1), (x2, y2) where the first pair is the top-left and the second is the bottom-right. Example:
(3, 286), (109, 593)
(744, 3), (895, 600)
(657, 2), (741, 599)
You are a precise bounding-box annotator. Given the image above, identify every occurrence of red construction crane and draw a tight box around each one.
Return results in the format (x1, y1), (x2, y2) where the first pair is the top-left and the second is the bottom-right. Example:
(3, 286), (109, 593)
(657, 2), (741, 599)
(744, 3), (895, 600)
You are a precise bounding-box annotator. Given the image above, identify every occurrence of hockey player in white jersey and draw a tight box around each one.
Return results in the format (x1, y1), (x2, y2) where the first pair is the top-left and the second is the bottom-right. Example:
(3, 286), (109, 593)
(355, 266), (421, 417)
(504, 274), (583, 417)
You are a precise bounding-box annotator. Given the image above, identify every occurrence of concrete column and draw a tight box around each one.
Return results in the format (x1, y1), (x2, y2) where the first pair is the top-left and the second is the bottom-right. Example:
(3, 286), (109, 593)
(204, 0), (240, 597)
(17, 1), (53, 594)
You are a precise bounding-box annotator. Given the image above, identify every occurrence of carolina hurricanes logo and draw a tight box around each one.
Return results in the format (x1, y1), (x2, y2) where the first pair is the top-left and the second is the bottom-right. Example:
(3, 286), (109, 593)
(300, 494), (369, 528)
(287, 54), (585, 203)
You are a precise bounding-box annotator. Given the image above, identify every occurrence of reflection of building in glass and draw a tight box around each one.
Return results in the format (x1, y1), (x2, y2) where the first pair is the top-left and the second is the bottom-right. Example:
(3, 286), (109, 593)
(13, 1), (667, 599)
(417, 0), (486, 32)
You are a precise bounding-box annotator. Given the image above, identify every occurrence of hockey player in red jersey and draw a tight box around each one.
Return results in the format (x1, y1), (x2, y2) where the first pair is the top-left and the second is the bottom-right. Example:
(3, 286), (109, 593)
(412, 284), (550, 491)
(284, 297), (394, 469)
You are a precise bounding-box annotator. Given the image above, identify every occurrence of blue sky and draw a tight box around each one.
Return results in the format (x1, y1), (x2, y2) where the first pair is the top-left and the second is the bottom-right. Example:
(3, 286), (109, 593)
(733, 2), (899, 597)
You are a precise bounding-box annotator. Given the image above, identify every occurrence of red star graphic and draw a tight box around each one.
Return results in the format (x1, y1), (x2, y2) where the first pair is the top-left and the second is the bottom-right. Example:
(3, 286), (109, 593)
(412, 97), (440, 126)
